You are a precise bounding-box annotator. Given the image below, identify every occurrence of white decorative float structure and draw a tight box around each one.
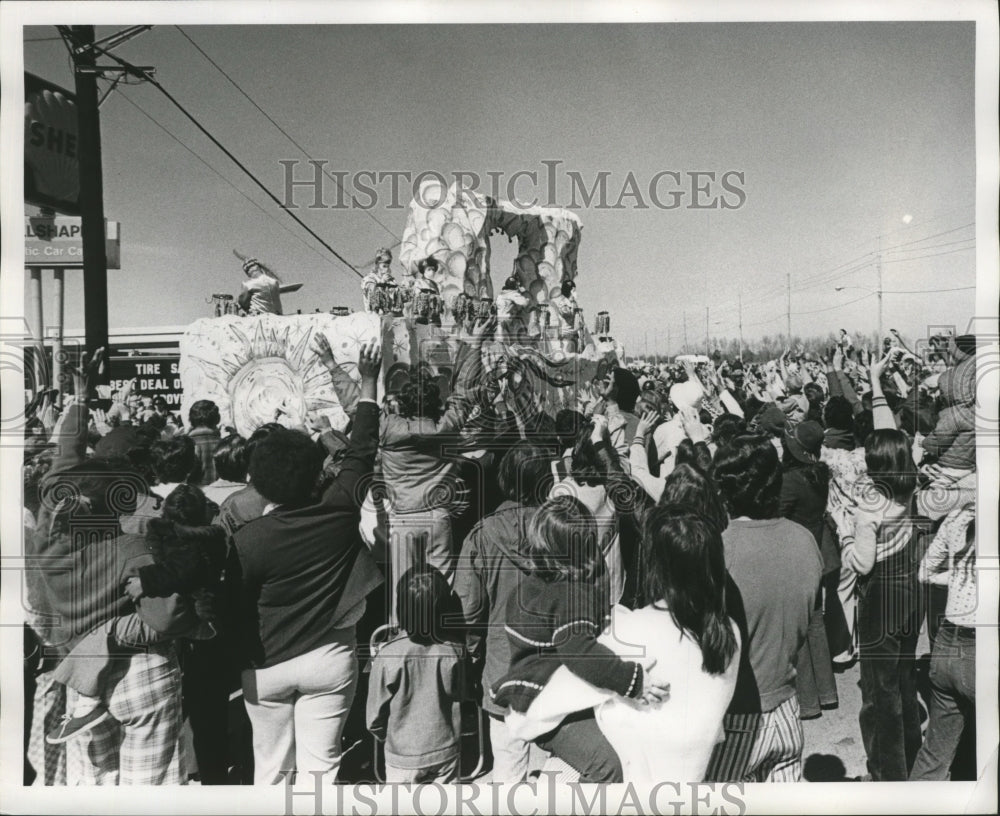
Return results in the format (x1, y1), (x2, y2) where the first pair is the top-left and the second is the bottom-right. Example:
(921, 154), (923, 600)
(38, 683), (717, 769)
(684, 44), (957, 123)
(179, 182), (621, 435)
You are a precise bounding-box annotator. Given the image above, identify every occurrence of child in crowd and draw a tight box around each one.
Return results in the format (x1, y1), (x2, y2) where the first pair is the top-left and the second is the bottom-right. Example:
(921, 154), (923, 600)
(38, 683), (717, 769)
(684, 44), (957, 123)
(366, 567), (468, 783)
(46, 486), (226, 744)
(490, 496), (670, 782)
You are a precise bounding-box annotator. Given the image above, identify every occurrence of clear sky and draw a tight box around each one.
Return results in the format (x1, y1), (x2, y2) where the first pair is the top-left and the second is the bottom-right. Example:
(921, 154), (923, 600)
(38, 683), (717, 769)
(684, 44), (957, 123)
(22, 21), (976, 353)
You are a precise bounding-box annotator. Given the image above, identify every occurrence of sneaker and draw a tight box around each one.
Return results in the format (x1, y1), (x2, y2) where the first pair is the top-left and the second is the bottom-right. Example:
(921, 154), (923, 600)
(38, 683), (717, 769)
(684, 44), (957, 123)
(46, 708), (111, 744)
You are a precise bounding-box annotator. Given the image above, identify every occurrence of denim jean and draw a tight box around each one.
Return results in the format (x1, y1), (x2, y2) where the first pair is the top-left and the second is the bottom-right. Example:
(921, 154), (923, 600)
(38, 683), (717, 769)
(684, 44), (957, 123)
(535, 709), (623, 783)
(795, 592), (838, 718)
(909, 623), (976, 780)
(856, 547), (925, 781)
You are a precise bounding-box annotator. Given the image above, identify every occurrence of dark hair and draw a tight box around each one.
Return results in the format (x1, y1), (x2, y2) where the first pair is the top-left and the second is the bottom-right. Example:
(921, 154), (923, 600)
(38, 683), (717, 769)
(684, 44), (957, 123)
(145, 516), (227, 595)
(522, 495), (604, 584)
(417, 257), (440, 275)
(395, 566), (458, 646)
(554, 409), (586, 451)
(569, 432), (607, 487)
(397, 374), (443, 422)
(803, 383), (825, 424)
(853, 409), (874, 448)
(248, 428), (325, 507)
(781, 444), (831, 495)
(864, 429), (918, 504)
(823, 396), (855, 433)
(712, 414), (747, 449)
(497, 441), (554, 505)
(213, 434), (249, 483)
(502, 274), (520, 291)
(742, 395), (764, 426)
(657, 463), (728, 533)
(151, 436), (197, 484)
(675, 438), (713, 474)
(161, 482), (213, 526)
(153, 396), (169, 411)
(246, 422), (282, 457)
(711, 433), (782, 520)
(188, 399), (220, 430)
(642, 504), (738, 676)
(143, 413), (167, 433)
(607, 367), (641, 413)
(560, 279), (576, 298)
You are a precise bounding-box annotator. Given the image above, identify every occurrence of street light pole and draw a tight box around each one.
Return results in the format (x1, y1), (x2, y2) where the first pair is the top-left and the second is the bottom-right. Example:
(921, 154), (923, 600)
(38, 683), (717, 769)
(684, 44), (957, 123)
(786, 272), (792, 344)
(876, 234), (883, 347)
(738, 290), (744, 362)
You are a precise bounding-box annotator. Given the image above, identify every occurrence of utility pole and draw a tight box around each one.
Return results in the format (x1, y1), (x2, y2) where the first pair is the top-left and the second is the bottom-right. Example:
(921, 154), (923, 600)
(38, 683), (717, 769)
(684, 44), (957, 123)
(705, 306), (710, 356)
(666, 326), (671, 361)
(683, 311), (688, 354)
(644, 330), (649, 362)
(876, 234), (883, 348)
(738, 290), (744, 362)
(786, 272), (792, 345)
(72, 25), (110, 361)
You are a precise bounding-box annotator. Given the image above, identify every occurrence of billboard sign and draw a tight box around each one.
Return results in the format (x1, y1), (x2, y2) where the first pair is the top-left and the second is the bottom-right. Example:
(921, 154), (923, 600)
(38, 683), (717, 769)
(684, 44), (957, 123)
(25, 215), (121, 268)
(108, 355), (184, 410)
(25, 72), (80, 215)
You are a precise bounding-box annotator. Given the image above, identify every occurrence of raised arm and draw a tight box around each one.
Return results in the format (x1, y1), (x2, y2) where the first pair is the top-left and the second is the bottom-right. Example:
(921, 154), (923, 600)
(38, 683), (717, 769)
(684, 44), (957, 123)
(436, 315), (496, 434)
(868, 350), (899, 430)
(318, 337), (382, 508)
(628, 411), (665, 503)
(47, 348), (105, 477)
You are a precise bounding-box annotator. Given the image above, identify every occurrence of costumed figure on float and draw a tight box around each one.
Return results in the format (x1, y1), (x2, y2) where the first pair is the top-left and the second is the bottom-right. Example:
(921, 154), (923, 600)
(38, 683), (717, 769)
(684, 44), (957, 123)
(548, 279), (585, 354)
(362, 247), (404, 317)
(235, 251), (283, 316)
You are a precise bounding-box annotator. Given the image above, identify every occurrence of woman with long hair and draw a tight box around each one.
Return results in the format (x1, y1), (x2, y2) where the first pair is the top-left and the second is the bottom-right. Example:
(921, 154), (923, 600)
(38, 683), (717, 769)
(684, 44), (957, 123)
(592, 505), (741, 783)
(843, 351), (930, 780)
(491, 496), (668, 783)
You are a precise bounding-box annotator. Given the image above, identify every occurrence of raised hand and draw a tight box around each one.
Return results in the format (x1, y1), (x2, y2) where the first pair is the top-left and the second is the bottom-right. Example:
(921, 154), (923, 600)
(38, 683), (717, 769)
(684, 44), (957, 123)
(679, 405), (709, 443)
(590, 413), (610, 442)
(357, 338), (383, 381)
(470, 315), (497, 344)
(313, 333), (337, 368)
(635, 409), (661, 439)
(68, 346), (106, 397)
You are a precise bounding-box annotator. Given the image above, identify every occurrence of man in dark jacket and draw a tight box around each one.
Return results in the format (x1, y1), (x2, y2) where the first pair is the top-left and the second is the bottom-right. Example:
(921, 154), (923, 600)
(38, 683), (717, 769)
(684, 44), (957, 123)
(228, 337), (383, 785)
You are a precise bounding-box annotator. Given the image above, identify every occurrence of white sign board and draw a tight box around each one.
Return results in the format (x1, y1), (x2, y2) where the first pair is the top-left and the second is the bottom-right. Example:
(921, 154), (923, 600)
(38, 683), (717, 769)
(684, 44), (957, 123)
(24, 215), (121, 269)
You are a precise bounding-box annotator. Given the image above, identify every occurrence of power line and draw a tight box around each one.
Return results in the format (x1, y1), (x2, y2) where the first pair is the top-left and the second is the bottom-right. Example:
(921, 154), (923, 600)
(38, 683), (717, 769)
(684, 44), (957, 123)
(59, 26), (362, 278)
(878, 222), (974, 253)
(795, 293), (874, 315)
(882, 245), (975, 264)
(115, 88), (345, 270)
(174, 26), (399, 243)
(883, 285), (976, 294)
(882, 236), (976, 255)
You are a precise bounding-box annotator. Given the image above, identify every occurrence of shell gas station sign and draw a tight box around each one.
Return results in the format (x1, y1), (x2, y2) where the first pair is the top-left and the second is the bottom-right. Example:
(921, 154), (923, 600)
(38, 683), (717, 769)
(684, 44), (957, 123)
(25, 72), (81, 214)
(24, 215), (121, 268)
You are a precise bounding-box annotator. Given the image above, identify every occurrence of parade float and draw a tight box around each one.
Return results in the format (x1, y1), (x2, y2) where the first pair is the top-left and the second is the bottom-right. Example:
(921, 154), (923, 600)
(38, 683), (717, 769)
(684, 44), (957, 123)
(179, 180), (624, 433)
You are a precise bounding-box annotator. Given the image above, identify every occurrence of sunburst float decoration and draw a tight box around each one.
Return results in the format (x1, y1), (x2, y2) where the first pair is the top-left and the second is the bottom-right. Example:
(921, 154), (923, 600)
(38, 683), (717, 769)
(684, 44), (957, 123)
(179, 313), (381, 438)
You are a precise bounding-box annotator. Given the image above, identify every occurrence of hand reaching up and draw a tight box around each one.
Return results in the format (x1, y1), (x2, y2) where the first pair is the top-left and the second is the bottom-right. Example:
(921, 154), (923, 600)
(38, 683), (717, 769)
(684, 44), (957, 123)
(635, 409), (661, 439)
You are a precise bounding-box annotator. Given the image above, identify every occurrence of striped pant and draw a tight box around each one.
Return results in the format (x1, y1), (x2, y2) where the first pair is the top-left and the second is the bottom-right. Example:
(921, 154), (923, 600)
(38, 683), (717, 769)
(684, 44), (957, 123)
(66, 650), (183, 785)
(27, 671), (67, 786)
(704, 696), (803, 783)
